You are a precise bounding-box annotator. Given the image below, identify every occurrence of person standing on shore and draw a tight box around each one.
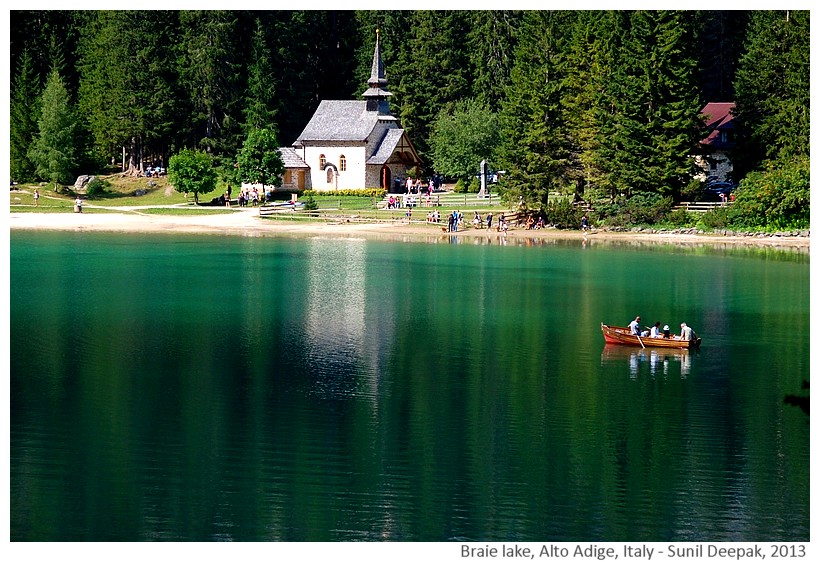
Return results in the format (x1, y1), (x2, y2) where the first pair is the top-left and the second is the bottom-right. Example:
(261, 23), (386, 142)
(33, 189), (40, 207)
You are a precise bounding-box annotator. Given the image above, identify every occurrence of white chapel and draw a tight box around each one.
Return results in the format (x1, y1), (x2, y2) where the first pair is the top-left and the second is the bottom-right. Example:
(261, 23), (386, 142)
(278, 31), (421, 193)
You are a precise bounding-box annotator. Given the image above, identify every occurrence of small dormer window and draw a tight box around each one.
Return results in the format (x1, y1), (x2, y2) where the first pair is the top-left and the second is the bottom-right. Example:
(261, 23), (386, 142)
(319, 154), (326, 169)
(339, 155), (347, 172)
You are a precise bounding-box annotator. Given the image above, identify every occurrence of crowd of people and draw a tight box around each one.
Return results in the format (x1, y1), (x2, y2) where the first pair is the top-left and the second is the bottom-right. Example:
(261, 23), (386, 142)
(235, 185), (264, 207)
(387, 193), (441, 209)
(628, 316), (698, 341)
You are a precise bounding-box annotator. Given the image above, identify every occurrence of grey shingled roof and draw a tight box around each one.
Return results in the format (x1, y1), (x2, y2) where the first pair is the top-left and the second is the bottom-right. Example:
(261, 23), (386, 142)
(295, 100), (379, 143)
(367, 128), (405, 165)
(277, 147), (309, 168)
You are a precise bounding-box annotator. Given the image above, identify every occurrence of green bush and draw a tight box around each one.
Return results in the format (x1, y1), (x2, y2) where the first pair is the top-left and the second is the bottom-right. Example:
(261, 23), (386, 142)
(666, 207), (697, 228)
(729, 156), (809, 230)
(308, 188), (386, 198)
(545, 198), (582, 229)
(302, 190), (318, 211)
(453, 179), (467, 193)
(680, 178), (704, 202)
(85, 177), (110, 197)
(467, 177), (481, 193)
(698, 206), (734, 229)
(594, 193), (673, 227)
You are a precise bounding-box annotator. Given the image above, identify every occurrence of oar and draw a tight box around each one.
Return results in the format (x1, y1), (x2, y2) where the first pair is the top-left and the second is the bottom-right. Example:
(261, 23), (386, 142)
(637, 331), (646, 349)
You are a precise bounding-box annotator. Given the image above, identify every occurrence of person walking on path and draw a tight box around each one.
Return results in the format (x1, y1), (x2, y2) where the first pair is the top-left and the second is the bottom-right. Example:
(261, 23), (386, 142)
(33, 189), (40, 207)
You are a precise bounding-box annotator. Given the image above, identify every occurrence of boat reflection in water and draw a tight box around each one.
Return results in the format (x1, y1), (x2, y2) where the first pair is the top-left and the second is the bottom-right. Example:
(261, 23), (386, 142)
(601, 344), (696, 379)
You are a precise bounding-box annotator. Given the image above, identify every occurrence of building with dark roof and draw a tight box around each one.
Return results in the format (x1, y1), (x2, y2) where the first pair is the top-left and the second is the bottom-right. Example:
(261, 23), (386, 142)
(283, 30), (421, 193)
(696, 102), (736, 184)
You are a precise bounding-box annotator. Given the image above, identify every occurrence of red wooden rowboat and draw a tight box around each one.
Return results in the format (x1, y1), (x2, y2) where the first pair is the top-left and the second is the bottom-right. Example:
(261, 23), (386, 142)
(601, 323), (701, 349)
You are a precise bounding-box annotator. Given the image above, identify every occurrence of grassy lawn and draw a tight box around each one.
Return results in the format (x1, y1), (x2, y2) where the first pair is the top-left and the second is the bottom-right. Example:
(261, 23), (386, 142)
(10, 174), (518, 217)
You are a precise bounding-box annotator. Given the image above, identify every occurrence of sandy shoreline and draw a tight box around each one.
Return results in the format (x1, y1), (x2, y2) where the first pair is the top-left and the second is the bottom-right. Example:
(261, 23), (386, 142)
(8, 208), (811, 250)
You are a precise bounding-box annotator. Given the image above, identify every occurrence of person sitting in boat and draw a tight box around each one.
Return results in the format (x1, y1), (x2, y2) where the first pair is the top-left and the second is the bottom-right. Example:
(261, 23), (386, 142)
(650, 321), (662, 338)
(662, 324), (671, 339)
(680, 322), (697, 341)
(629, 316), (648, 337)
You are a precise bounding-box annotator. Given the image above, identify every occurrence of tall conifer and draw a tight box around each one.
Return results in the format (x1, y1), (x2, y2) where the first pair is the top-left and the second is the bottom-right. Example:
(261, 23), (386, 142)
(498, 11), (574, 210)
(178, 11), (243, 157)
(466, 11), (521, 112)
(390, 11), (471, 166)
(10, 50), (40, 183)
(243, 18), (278, 134)
(28, 68), (77, 189)
(733, 10), (809, 176)
(77, 11), (179, 173)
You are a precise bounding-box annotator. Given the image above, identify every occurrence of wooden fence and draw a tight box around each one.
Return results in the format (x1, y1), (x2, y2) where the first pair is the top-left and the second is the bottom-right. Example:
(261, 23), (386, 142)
(672, 201), (732, 213)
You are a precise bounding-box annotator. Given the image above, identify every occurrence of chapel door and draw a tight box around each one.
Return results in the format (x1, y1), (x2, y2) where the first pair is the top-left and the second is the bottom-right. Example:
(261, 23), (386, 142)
(381, 166), (392, 192)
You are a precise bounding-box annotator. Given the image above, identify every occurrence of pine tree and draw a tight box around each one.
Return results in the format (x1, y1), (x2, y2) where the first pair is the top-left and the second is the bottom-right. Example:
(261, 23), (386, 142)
(577, 11), (702, 200)
(561, 11), (610, 201)
(733, 10), (809, 177)
(77, 11), (180, 174)
(242, 18), (278, 134)
(498, 11), (575, 210)
(10, 50), (40, 183)
(390, 11), (472, 167)
(693, 11), (748, 103)
(267, 11), (362, 145)
(628, 11), (703, 198)
(178, 11), (244, 157)
(28, 68), (77, 190)
(466, 11), (521, 112)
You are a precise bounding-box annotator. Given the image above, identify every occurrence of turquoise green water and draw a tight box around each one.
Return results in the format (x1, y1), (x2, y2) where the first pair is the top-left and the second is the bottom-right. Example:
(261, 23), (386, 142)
(10, 232), (809, 541)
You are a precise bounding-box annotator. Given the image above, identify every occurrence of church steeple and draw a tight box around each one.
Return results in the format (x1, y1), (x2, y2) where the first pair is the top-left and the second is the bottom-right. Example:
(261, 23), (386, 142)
(362, 29), (392, 112)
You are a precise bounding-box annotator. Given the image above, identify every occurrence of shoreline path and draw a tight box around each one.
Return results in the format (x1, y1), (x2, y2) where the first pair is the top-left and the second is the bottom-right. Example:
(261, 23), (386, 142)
(8, 205), (810, 250)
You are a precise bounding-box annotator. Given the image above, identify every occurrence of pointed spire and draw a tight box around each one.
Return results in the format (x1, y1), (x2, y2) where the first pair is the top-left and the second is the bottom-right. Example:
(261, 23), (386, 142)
(368, 28), (387, 89)
(362, 28), (391, 106)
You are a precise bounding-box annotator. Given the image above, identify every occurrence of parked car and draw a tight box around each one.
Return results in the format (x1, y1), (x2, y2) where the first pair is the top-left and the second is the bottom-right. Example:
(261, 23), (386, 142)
(703, 181), (736, 201)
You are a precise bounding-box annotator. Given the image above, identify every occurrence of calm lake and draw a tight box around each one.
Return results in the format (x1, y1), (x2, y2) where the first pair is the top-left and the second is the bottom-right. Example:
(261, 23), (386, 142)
(9, 231), (810, 542)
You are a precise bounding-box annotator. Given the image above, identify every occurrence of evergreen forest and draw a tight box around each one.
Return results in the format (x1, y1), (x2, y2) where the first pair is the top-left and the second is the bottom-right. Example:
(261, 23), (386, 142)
(9, 10), (810, 230)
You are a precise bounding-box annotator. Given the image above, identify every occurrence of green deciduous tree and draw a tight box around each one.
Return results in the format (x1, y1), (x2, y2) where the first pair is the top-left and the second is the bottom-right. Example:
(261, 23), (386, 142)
(168, 149), (217, 204)
(28, 68), (77, 190)
(236, 128), (285, 189)
(730, 155), (809, 230)
(429, 98), (499, 182)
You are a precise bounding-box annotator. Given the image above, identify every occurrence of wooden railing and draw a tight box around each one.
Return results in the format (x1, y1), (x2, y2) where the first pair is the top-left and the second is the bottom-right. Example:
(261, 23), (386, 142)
(673, 201), (732, 213)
